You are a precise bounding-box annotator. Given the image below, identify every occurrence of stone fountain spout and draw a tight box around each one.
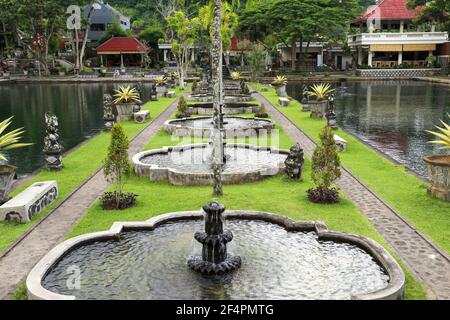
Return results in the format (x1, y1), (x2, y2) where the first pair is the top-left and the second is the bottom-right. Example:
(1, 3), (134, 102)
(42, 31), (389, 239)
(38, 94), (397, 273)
(188, 202), (241, 274)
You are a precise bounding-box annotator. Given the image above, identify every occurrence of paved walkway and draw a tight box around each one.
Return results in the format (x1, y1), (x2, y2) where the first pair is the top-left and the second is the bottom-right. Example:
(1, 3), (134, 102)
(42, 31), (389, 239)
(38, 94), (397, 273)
(255, 92), (450, 300)
(0, 100), (178, 300)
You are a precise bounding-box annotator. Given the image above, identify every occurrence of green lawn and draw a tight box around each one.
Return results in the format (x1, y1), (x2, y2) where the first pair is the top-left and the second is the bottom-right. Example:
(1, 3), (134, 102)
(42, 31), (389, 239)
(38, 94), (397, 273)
(67, 119), (426, 299)
(253, 83), (450, 255)
(0, 91), (182, 253)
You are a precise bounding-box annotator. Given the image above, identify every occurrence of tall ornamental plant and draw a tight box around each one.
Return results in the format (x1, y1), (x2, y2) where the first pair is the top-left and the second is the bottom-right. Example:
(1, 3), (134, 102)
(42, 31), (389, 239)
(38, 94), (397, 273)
(307, 126), (341, 204)
(101, 124), (137, 210)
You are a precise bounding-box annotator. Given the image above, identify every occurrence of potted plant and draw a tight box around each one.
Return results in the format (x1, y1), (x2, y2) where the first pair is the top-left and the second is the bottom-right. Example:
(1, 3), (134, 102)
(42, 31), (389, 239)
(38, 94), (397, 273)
(272, 75), (288, 97)
(308, 83), (335, 118)
(0, 117), (32, 204)
(113, 86), (141, 121)
(424, 114), (450, 201)
(155, 76), (168, 97)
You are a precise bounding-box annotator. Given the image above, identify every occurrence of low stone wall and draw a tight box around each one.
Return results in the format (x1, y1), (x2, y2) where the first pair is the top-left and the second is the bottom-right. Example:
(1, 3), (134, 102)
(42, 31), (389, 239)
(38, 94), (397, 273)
(26, 210), (405, 300)
(190, 94), (254, 103)
(356, 68), (440, 78)
(133, 144), (288, 185)
(187, 103), (261, 115)
(164, 116), (276, 138)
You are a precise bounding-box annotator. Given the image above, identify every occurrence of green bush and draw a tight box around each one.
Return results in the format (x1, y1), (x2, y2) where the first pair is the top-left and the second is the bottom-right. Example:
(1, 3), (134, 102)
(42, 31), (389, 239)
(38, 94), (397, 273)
(176, 96), (190, 118)
(102, 124), (136, 210)
(191, 80), (198, 93)
(307, 126), (341, 204)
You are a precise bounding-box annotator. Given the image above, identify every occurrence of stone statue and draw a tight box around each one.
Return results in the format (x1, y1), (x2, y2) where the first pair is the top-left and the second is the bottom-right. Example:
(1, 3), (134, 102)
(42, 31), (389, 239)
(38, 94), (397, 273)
(326, 93), (338, 130)
(103, 94), (115, 131)
(301, 85), (310, 112)
(43, 112), (64, 170)
(150, 84), (158, 101)
(284, 143), (304, 180)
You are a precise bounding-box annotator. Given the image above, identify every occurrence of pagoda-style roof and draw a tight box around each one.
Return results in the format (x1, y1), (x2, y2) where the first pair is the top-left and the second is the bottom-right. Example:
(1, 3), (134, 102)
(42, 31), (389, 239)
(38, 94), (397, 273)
(354, 0), (421, 22)
(96, 37), (149, 54)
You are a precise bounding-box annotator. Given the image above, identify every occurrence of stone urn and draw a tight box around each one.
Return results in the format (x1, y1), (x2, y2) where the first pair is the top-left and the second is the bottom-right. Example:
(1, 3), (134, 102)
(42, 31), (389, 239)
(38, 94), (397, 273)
(309, 100), (328, 118)
(156, 85), (167, 98)
(423, 155), (450, 201)
(274, 84), (287, 97)
(114, 103), (136, 121)
(0, 164), (16, 204)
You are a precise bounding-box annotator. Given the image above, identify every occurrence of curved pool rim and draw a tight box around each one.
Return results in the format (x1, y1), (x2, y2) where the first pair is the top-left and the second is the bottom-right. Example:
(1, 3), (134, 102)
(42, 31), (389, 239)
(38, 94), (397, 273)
(26, 210), (405, 300)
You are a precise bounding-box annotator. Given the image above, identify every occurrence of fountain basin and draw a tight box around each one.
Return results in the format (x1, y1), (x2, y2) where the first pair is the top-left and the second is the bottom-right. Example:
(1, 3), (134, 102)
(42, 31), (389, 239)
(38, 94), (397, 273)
(133, 144), (288, 185)
(187, 102), (261, 115)
(164, 116), (275, 138)
(27, 211), (405, 300)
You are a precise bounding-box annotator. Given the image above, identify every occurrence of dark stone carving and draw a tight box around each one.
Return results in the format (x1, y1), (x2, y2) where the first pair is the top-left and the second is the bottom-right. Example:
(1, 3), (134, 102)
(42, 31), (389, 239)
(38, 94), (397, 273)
(150, 84), (158, 101)
(301, 85), (310, 112)
(103, 94), (115, 131)
(188, 202), (241, 274)
(27, 187), (58, 221)
(43, 112), (64, 170)
(284, 143), (305, 180)
(326, 93), (338, 130)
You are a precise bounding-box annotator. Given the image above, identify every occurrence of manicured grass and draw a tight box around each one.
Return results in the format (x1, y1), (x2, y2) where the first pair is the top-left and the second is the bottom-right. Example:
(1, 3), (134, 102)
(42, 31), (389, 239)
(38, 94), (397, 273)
(254, 83), (450, 256)
(0, 91), (182, 253)
(68, 120), (426, 299)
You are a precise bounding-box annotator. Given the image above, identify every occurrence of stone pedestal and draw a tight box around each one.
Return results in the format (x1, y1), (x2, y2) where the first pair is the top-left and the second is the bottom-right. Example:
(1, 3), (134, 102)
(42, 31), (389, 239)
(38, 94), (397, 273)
(309, 101), (327, 118)
(278, 97), (290, 107)
(0, 164), (16, 204)
(156, 86), (167, 98)
(115, 103), (135, 121)
(275, 85), (287, 97)
(424, 155), (450, 201)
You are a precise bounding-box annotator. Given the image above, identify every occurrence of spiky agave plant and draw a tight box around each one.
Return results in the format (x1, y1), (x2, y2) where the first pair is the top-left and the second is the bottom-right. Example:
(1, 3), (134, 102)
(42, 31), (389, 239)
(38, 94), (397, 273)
(308, 83), (335, 101)
(427, 114), (450, 151)
(231, 71), (241, 81)
(272, 75), (287, 86)
(113, 86), (141, 105)
(155, 76), (168, 87)
(0, 117), (33, 162)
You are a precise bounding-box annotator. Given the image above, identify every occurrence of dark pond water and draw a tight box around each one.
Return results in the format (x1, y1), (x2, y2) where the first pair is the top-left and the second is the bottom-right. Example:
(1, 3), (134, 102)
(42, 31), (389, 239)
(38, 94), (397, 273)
(42, 219), (388, 300)
(287, 81), (450, 177)
(0, 82), (149, 176)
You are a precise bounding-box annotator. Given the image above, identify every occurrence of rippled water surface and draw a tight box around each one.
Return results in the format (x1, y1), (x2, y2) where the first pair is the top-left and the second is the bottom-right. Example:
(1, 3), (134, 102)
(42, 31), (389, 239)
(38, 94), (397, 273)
(42, 220), (389, 300)
(141, 145), (287, 173)
(287, 81), (450, 177)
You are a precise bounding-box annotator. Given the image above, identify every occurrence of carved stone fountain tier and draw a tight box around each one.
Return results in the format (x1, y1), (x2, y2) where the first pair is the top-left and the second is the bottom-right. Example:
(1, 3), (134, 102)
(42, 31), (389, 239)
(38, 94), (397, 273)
(190, 93), (253, 104)
(164, 116), (276, 138)
(186, 102), (261, 115)
(187, 202), (241, 274)
(133, 144), (289, 186)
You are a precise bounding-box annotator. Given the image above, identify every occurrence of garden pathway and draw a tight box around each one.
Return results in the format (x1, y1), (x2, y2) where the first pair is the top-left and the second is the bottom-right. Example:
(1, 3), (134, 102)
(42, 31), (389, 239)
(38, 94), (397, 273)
(255, 92), (450, 300)
(0, 99), (179, 300)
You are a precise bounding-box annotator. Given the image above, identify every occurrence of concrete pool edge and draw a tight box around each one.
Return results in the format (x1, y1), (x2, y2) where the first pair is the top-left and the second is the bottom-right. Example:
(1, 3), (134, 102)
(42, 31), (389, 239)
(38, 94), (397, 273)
(26, 210), (405, 301)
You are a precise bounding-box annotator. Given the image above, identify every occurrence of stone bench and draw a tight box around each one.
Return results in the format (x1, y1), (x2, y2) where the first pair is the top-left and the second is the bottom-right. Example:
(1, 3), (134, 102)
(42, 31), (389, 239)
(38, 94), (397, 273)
(134, 110), (150, 124)
(333, 135), (347, 152)
(0, 181), (58, 223)
(166, 91), (176, 98)
(278, 97), (290, 107)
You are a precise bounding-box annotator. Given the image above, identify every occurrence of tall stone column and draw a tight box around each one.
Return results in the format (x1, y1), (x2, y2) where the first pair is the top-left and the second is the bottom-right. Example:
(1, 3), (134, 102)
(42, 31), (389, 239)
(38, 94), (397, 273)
(211, 0), (224, 196)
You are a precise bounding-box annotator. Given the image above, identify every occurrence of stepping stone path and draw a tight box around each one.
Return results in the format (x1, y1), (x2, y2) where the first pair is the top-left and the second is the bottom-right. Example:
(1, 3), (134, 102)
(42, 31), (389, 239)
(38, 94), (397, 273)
(0, 99), (179, 300)
(255, 92), (450, 300)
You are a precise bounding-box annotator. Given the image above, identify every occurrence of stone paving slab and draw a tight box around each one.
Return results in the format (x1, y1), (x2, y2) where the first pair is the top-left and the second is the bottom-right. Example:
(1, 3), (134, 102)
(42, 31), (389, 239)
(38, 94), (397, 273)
(0, 100), (179, 300)
(255, 92), (450, 300)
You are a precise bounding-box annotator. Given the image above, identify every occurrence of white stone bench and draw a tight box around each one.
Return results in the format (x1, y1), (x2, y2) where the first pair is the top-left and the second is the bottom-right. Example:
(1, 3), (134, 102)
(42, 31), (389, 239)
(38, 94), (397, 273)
(134, 110), (150, 124)
(166, 91), (176, 98)
(278, 97), (290, 107)
(0, 181), (58, 223)
(333, 135), (347, 152)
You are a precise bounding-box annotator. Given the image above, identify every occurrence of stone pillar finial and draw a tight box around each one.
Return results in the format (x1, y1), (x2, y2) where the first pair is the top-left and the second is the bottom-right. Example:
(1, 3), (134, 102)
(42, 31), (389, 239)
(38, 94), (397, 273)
(43, 112), (64, 170)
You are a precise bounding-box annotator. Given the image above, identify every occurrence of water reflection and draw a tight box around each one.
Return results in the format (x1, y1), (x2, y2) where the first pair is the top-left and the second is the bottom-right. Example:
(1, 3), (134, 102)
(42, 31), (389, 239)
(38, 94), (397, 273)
(0, 82), (150, 176)
(287, 81), (450, 177)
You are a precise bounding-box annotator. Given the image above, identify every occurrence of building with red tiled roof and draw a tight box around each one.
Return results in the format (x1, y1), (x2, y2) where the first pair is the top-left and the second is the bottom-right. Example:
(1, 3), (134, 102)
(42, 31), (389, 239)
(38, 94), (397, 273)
(347, 0), (449, 69)
(96, 37), (150, 68)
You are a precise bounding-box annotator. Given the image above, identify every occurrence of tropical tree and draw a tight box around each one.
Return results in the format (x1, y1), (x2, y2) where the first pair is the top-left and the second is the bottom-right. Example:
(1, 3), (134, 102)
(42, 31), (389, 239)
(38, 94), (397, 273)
(98, 20), (132, 45)
(408, 0), (450, 32)
(166, 11), (201, 90)
(246, 43), (266, 81)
